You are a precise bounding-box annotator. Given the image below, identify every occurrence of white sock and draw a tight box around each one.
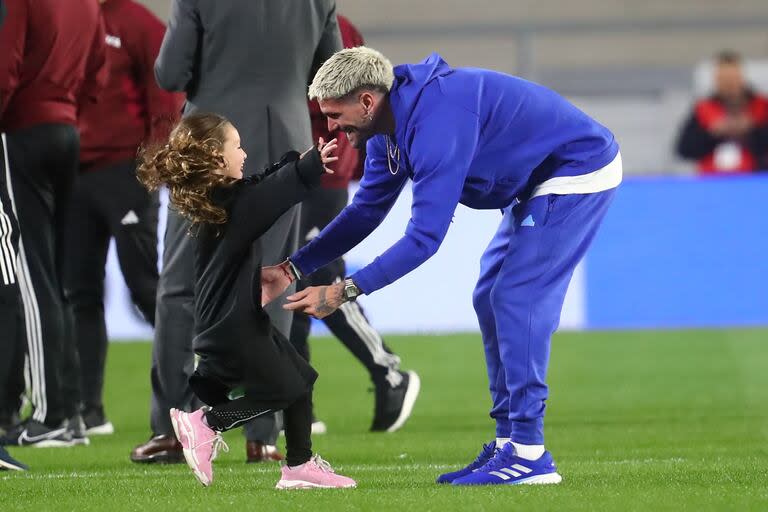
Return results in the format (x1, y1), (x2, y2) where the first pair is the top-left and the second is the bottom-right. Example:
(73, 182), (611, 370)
(495, 437), (510, 449)
(511, 441), (545, 460)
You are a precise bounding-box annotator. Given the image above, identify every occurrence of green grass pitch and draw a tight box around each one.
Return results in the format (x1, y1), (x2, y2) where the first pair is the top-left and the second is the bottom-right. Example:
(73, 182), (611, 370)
(2, 329), (767, 511)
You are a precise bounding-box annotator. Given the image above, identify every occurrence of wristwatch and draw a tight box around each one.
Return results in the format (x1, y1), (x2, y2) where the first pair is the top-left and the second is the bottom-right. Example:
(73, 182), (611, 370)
(285, 259), (303, 281)
(342, 278), (361, 302)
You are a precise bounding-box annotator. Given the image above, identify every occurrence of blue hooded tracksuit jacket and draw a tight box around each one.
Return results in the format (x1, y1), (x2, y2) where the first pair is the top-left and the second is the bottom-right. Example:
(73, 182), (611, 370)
(292, 54), (620, 445)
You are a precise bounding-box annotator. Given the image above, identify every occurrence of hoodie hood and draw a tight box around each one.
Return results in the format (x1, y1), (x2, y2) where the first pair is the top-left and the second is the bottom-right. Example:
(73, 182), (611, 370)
(389, 53), (453, 142)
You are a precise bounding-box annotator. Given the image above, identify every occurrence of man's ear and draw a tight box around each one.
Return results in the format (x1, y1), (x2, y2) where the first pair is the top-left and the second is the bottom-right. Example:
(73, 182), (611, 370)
(359, 91), (376, 111)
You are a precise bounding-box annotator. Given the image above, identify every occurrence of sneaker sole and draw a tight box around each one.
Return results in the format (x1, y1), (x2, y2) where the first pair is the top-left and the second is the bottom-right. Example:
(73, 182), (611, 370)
(170, 409), (211, 487)
(510, 472), (563, 485)
(31, 439), (75, 448)
(275, 479), (356, 490)
(70, 437), (91, 446)
(386, 371), (421, 433)
(0, 458), (27, 471)
(86, 422), (114, 436)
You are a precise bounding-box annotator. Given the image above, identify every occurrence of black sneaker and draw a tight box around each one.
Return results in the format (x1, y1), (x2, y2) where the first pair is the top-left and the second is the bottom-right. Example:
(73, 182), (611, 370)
(68, 416), (90, 446)
(0, 418), (29, 446)
(18, 420), (74, 448)
(0, 446), (28, 471)
(370, 370), (421, 432)
(82, 407), (114, 436)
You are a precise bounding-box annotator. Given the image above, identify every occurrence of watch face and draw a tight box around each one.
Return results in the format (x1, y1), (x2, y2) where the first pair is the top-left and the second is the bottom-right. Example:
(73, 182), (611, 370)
(344, 281), (359, 300)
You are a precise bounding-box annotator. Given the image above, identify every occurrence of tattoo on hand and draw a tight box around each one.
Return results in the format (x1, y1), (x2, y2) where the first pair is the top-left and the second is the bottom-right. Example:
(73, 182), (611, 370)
(317, 287), (335, 316)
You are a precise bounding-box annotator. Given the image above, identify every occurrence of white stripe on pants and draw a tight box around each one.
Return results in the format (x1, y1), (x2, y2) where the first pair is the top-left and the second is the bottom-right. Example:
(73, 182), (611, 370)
(1, 133), (47, 422)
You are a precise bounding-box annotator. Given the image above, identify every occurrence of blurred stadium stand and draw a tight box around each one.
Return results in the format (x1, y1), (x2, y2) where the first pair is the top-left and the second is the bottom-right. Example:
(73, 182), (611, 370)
(141, 0), (768, 175)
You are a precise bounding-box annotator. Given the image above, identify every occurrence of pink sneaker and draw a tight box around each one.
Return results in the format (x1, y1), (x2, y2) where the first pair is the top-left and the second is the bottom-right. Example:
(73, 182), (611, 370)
(275, 455), (357, 489)
(170, 407), (229, 486)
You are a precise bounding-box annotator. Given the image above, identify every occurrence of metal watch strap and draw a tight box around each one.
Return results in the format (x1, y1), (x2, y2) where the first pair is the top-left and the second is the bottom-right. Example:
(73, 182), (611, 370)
(286, 259), (303, 281)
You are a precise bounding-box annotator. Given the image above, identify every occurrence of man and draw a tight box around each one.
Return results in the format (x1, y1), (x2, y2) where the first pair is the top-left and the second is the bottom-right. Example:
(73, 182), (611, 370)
(1, 126), (27, 470)
(290, 14), (420, 434)
(63, 0), (184, 437)
(264, 47), (621, 485)
(676, 50), (768, 173)
(0, 0), (106, 447)
(130, 0), (341, 464)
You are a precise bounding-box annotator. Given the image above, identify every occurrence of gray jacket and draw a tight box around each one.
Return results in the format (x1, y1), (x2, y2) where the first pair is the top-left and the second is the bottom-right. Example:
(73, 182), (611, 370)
(155, 0), (341, 167)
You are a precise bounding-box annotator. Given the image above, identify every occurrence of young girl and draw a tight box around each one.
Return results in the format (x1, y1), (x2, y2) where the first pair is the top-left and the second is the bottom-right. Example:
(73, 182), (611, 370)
(137, 112), (356, 490)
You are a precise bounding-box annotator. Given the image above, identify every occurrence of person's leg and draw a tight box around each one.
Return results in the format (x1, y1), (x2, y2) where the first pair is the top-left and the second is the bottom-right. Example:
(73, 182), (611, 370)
(179, 372), (306, 486)
(62, 170), (111, 427)
(150, 209), (199, 435)
(81, 161), (158, 433)
(0, 135), (24, 432)
(242, 205), (300, 453)
(131, 208), (197, 463)
(293, 188), (419, 431)
(497, 192), (614, 447)
(436, 206), (514, 484)
(453, 190), (616, 486)
(179, 374), (354, 489)
(102, 161), (159, 326)
(6, 125), (78, 446)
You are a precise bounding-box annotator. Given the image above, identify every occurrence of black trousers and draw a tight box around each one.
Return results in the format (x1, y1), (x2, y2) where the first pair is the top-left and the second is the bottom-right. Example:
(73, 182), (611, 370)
(5, 124), (79, 426)
(190, 371), (313, 467)
(0, 133), (25, 421)
(62, 159), (159, 412)
(289, 187), (401, 386)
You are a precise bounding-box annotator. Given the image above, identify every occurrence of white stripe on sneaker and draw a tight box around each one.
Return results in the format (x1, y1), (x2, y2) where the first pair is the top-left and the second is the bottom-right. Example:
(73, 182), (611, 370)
(511, 463), (533, 474)
(385, 370), (421, 433)
(500, 467), (522, 477)
(488, 471), (510, 481)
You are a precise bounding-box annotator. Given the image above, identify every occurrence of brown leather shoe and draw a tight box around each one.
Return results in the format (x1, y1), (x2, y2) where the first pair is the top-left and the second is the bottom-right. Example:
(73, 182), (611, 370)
(246, 441), (284, 463)
(130, 434), (184, 464)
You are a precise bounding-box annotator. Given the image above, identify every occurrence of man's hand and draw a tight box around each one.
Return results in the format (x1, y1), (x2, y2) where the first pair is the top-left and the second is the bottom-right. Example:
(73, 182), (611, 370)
(261, 261), (294, 306)
(283, 282), (345, 319)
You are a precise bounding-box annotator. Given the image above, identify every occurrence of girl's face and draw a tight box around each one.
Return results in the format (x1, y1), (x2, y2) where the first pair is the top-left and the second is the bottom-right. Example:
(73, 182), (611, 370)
(220, 124), (246, 179)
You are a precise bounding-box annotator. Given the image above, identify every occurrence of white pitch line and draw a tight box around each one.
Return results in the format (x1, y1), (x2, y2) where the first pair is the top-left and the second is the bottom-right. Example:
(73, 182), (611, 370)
(0, 458), (687, 480)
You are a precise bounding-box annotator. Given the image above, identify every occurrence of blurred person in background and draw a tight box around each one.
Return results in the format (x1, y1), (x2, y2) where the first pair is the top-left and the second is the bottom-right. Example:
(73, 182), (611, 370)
(265, 46), (621, 486)
(130, 0), (341, 465)
(0, 0), (107, 447)
(0, 0), (25, 441)
(0, 0), (28, 464)
(676, 50), (768, 174)
(61, 0), (184, 439)
(290, 14), (420, 434)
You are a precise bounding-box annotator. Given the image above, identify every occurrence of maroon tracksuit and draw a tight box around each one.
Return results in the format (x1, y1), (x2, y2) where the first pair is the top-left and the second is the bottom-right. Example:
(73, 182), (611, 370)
(0, 0), (107, 433)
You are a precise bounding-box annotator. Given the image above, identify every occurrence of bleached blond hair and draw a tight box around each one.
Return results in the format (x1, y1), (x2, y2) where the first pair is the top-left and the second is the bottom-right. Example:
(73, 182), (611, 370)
(308, 46), (395, 101)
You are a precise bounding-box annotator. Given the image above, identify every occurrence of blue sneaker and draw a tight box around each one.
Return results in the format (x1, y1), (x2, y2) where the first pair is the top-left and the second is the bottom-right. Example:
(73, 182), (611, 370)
(451, 442), (562, 486)
(436, 441), (497, 484)
(0, 446), (28, 471)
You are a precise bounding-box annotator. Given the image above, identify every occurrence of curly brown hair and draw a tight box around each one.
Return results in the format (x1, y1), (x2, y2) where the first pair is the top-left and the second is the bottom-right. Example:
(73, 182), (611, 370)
(137, 112), (237, 226)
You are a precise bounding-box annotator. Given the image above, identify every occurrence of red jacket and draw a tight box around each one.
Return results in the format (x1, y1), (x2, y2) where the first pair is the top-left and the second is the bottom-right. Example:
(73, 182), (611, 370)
(677, 91), (768, 174)
(309, 14), (365, 189)
(79, 0), (184, 171)
(0, 0), (107, 132)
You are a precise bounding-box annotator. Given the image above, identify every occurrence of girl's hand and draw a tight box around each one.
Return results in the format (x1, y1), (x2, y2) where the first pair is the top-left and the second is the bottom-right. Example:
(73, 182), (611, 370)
(317, 137), (338, 174)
